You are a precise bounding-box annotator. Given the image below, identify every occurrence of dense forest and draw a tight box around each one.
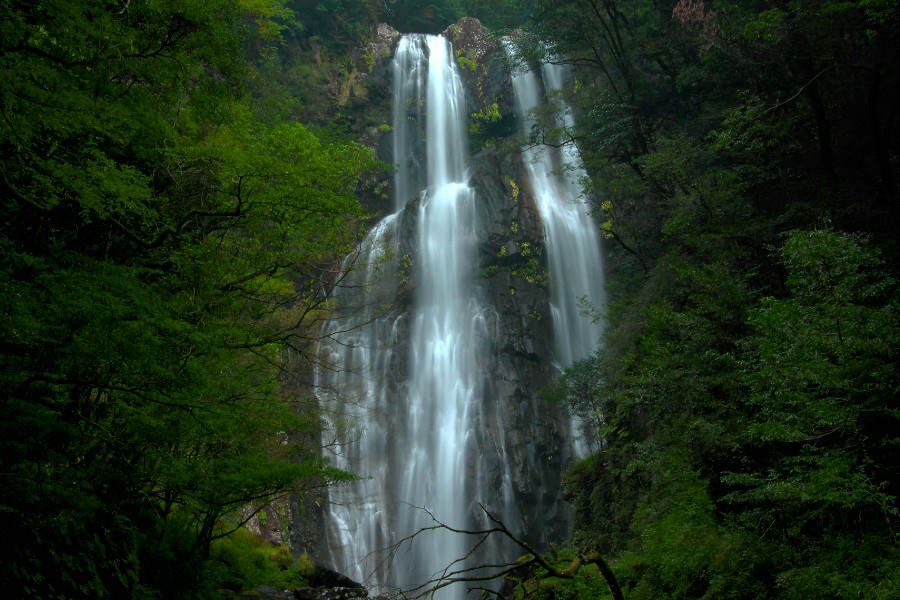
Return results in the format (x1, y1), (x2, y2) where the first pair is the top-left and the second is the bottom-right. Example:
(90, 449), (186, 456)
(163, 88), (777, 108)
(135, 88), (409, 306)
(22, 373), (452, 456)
(1, 1), (897, 599)
(519, 1), (900, 598)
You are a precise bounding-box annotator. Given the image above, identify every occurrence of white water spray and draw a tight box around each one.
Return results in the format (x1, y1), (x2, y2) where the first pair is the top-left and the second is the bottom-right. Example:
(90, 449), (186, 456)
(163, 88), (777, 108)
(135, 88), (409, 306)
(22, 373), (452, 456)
(317, 33), (606, 599)
(318, 34), (482, 599)
(397, 34), (481, 595)
(507, 44), (606, 454)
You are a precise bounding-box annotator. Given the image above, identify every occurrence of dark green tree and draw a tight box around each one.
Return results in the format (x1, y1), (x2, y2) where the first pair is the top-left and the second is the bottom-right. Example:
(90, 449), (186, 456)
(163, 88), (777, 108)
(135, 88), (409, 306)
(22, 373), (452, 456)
(523, 0), (900, 597)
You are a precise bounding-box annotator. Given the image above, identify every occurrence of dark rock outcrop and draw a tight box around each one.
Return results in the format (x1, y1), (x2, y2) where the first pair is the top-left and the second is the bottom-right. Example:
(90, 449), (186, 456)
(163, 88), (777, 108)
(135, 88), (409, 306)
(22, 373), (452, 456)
(444, 18), (518, 152)
(293, 586), (368, 600)
(306, 565), (366, 589)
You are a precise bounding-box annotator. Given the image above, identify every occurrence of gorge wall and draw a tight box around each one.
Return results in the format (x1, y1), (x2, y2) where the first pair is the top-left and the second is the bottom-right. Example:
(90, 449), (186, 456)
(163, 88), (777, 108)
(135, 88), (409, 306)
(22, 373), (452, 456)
(298, 17), (605, 597)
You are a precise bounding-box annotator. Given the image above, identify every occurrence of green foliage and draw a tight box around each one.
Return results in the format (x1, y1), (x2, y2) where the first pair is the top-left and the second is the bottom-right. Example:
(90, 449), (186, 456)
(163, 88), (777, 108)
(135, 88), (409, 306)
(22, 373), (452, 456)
(525, 0), (900, 596)
(469, 101), (516, 150)
(460, 0), (534, 31)
(512, 256), (548, 287)
(726, 230), (899, 530)
(471, 102), (502, 131)
(287, 0), (380, 48)
(0, 0), (374, 596)
(383, 0), (464, 33)
(204, 528), (310, 597)
(456, 50), (477, 72)
(518, 569), (610, 600)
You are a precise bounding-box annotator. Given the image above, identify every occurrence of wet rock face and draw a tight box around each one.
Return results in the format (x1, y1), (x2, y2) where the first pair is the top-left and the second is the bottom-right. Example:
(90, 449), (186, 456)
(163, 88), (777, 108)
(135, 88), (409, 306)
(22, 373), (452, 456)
(372, 23), (403, 59)
(444, 18), (518, 152)
(354, 23), (402, 163)
(248, 584), (367, 600)
(306, 565), (367, 590)
(443, 18), (508, 112)
(240, 586), (295, 600)
(303, 588), (368, 600)
(244, 496), (293, 547)
(468, 141), (576, 546)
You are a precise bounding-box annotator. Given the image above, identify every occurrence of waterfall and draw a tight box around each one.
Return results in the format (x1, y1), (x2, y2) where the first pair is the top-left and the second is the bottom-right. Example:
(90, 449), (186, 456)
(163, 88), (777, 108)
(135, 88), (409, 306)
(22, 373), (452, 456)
(317, 34), (482, 599)
(507, 45), (606, 454)
(399, 33), (481, 593)
(391, 35), (427, 211)
(315, 213), (401, 588)
(316, 31), (606, 599)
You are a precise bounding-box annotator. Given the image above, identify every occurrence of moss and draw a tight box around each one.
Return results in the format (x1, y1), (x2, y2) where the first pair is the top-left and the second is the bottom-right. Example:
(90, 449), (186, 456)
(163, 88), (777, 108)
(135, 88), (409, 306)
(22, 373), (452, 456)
(508, 552), (612, 600)
(206, 528), (309, 596)
(456, 52), (477, 72)
(399, 253), (413, 285)
(513, 255), (548, 288)
(479, 264), (502, 278)
(296, 553), (316, 576)
(470, 102), (501, 134)
(506, 176), (520, 202)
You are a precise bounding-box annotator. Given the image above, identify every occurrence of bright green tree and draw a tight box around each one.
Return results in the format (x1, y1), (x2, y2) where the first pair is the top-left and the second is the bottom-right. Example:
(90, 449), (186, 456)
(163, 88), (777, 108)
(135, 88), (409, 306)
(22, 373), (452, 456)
(0, 0), (376, 596)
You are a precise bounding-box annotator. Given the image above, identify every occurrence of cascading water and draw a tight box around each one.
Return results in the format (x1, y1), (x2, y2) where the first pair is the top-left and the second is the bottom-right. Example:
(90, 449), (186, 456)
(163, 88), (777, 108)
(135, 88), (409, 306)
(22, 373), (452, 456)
(316, 29), (606, 599)
(399, 33), (482, 593)
(317, 34), (483, 599)
(507, 45), (606, 453)
(391, 35), (427, 212)
(315, 212), (401, 589)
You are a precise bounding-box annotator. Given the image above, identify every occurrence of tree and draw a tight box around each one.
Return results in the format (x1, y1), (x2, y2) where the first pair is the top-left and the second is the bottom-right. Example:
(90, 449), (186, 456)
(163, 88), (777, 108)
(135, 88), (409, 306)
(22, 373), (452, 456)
(0, 0), (376, 596)
(521, 0), (900, 597)
(388, 505), (624, 600)
(722, 230), (899, 598)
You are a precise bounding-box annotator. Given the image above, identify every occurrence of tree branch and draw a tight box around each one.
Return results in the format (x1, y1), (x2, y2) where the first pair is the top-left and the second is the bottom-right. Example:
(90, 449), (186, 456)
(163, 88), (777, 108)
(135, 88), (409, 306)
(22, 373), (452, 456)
(381, 504), (624, 600)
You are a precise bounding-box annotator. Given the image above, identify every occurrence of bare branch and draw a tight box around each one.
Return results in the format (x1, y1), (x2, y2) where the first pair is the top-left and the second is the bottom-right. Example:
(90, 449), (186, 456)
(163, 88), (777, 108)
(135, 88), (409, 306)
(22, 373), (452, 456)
(376, 505), (624, 600)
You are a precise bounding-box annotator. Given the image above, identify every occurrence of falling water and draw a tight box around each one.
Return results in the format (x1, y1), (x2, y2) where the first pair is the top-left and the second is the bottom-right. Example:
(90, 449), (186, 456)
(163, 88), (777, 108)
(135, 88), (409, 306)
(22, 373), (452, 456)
(317, 34), (482, 599)
(391, 35), (427, 211)
(317, 31), (605, 598)
(400, 33), (481, 595)
(315, 213), (401, 589)
(507, 45), (606, 453)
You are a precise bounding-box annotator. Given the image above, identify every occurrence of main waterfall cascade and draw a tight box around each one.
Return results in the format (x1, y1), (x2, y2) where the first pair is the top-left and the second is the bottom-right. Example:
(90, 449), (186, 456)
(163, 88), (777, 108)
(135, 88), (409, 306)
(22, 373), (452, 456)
(400, 34), (484, 590)
(314, 30), (605, 598)
(317, 34), (500, 596)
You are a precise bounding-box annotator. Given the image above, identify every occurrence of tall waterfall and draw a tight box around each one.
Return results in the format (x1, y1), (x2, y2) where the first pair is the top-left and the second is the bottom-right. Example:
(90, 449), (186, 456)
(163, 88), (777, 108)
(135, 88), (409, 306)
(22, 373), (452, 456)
(507, 46), (606, 452)
(317, 34), (483, 599)
(315, 30), (605, 599)
(401, 33), (482, 593)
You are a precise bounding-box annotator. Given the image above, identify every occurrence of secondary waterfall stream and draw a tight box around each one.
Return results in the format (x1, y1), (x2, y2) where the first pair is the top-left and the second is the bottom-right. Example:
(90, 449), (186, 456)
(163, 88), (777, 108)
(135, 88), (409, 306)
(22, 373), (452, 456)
(315, 32), (605, 598)
(507, 45), (606, 454)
